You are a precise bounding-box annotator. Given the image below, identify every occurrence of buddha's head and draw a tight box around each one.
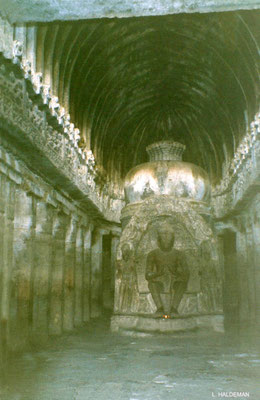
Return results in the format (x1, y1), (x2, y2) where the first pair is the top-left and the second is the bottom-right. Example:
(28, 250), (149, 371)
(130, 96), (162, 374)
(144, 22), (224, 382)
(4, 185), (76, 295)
(121, 243), (132, 261)
(157, 222), (175, 252)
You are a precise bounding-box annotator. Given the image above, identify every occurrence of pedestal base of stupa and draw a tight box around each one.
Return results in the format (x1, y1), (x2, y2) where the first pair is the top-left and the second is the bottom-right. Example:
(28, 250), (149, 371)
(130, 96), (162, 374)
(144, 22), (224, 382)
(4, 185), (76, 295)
(111, 313), (224, 335)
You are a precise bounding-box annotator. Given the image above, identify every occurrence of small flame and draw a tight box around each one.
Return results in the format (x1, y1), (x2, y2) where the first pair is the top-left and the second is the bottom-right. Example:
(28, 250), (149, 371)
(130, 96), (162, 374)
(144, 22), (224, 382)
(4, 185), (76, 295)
(163, 314), (170, 319)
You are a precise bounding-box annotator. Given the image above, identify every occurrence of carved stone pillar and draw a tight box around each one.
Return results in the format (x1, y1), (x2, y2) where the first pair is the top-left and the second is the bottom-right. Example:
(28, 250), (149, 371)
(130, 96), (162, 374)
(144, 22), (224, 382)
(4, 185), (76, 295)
(49, 211), (67, 335)
(111, 235), (120, 311)
(245, 219), (256, 327)
(252, 203), (260, 331)
(32, 200), (53, 340)
(0, 174), (4, 364)
(74, 224), (84, 327)
(11, 189), (35, 350)
(236, 229), (249, 325)
(83, 225), (92, 323)
(63, 216), (77, 332)
(90, 228), (103, 318)
(0, 176), (15, 356)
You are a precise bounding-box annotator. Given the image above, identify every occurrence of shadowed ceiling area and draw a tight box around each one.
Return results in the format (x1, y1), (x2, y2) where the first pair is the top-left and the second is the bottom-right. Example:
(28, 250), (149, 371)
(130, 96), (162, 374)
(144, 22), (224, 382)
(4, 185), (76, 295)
(36, 11), (259, 185)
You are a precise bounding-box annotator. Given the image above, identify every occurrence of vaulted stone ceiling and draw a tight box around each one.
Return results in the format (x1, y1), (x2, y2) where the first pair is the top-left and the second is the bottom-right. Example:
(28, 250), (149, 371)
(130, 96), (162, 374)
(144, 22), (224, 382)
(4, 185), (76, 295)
(2, 0), (260, 22)
(35, 11), (259, 184)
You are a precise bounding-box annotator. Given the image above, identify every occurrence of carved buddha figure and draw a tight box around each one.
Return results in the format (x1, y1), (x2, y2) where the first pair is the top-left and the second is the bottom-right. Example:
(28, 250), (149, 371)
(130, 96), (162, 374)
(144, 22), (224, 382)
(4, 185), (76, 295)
(145, 223), (190, 316)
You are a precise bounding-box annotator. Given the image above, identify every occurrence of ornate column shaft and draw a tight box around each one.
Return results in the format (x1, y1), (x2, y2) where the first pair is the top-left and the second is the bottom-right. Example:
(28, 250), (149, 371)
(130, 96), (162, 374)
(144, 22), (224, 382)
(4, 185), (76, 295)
(11, 189), (35, 350)
(63, 216), (77, 332)
(83, 225), (92, 323)
(90, 228), (103, 318)
(111, 235), (120, 310)
(0, 176), (15, 355)
(49, 211), (67, 335)
(32, 200), (53, 340)
(236, 228), (250, 325)
(252, 203), (260, 330)
(245, 220), (256, 327)
(74, 224), (84, 327)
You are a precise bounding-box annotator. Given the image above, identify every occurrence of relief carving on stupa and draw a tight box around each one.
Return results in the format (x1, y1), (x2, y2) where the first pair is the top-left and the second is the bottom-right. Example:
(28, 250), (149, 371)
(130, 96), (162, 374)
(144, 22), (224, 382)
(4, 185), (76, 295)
(114, 195), (222, 317)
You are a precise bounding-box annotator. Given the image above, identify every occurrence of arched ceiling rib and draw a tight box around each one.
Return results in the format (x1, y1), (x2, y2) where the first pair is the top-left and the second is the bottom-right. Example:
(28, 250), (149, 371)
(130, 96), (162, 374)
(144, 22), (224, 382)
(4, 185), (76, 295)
(35, 11), (260, 185)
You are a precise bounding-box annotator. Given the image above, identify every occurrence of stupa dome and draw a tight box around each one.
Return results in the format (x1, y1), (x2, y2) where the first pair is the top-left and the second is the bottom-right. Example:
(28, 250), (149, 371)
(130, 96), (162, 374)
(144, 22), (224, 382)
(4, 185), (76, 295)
(124, 141), (210, 204)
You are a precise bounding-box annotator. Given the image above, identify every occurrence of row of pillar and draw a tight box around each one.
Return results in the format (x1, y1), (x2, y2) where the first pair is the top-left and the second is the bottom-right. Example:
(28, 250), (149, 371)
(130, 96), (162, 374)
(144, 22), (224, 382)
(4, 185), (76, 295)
(0, 171), (113, 365)
(219, 195), (260, 334)
(236, 201), (260, 332)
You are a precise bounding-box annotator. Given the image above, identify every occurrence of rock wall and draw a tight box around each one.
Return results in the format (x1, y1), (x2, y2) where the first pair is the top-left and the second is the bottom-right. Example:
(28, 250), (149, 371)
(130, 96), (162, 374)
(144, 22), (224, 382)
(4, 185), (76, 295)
(0, 139), (107, 366)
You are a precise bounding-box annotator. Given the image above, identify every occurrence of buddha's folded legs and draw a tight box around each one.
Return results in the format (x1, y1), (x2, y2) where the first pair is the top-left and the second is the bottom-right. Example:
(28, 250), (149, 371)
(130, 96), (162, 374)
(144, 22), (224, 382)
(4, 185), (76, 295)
(171, 280), (188, 312)
(148, 281), (164, 312)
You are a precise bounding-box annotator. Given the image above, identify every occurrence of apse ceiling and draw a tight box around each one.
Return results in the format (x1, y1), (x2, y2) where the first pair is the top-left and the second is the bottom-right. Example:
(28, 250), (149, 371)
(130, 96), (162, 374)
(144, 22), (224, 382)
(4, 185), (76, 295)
(35, 11), (259, 184)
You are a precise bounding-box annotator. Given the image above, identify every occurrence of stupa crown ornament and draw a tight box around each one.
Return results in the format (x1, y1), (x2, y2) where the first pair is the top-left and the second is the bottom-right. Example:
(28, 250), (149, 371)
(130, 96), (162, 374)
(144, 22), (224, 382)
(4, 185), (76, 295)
(146, 140), (186, 162)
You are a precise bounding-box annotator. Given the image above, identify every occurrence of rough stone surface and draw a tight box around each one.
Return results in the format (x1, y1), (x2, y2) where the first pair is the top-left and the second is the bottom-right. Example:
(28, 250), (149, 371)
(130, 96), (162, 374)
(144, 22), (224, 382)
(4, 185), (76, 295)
(0, 0), (260, 23)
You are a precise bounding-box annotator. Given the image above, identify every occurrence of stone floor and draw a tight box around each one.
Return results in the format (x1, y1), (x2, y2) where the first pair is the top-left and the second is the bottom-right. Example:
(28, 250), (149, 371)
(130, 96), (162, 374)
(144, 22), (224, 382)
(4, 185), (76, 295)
(0, 317), (259, 400)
